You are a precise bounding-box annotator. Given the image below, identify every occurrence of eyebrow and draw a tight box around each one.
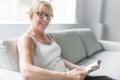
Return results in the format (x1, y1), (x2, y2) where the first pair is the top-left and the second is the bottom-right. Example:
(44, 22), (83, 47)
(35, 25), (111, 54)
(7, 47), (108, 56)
(37, 11), (49, 14)
(39, 11), (53, 17)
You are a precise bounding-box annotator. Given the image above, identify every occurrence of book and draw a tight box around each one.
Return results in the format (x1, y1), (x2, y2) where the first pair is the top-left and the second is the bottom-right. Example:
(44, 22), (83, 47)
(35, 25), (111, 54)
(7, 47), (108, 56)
(83, 60), (101, 72)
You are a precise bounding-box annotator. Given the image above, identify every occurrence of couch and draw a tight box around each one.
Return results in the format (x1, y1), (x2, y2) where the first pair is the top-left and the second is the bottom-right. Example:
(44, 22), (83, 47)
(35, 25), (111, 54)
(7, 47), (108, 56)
(0, 28), (120, 80)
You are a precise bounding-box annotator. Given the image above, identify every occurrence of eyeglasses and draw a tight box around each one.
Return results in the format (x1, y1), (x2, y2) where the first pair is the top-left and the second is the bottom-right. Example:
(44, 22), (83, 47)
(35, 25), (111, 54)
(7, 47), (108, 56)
(36, 12), (53, 20)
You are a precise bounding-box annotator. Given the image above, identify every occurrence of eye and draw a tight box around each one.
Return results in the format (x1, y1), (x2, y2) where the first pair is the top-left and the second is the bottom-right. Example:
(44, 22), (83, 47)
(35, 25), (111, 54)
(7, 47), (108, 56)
(37, 12), (45, 17)
(36, 12), (53, 20)
(45, 14), (53, 20)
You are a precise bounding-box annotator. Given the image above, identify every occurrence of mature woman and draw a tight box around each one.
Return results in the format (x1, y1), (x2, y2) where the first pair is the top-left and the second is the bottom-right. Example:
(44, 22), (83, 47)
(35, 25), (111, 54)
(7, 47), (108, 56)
(18, 0), (114, 80)
(17, 0), (88, 80)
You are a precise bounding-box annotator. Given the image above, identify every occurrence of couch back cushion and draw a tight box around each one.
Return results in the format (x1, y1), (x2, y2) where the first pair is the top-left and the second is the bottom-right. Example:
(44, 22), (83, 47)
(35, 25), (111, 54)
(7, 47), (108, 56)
(0, 40), (13, 70)
(0, 38), (19, 72)
(0, 28), (102, 72)
(51, 29), (86, 64)
(77, 29), (102, 57)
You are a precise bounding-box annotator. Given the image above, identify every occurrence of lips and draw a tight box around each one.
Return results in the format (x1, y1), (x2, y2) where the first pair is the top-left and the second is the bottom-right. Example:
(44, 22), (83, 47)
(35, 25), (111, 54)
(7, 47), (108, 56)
(38, 22), (48, 29)
(41, 23), (47, 25)
(39, 22), (46, 25)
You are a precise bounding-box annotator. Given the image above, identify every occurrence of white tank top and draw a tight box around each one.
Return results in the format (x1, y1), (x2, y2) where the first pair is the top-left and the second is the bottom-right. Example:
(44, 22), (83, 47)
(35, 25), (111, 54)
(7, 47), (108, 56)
(29, 34), (69, 72)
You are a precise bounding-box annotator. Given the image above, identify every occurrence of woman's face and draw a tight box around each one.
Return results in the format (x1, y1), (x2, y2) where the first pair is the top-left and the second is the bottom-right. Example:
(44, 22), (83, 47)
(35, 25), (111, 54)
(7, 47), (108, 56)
(31, 9), (52, 31)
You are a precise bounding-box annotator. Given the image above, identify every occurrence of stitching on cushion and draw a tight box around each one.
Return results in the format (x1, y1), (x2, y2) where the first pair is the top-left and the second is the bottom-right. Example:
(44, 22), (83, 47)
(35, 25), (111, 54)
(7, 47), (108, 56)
(76, 30), (88, 58)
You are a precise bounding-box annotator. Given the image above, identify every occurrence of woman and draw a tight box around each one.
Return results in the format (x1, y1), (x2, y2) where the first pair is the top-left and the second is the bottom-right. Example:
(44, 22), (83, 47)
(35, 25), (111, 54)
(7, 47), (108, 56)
(17, 0), (89, 80)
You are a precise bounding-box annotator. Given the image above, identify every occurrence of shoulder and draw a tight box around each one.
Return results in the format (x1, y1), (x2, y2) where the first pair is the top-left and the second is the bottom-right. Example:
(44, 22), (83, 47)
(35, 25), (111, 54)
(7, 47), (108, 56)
(18, 34), (33, 43)
(47, 33), (57, 43)
(18, 34), (35, 48)
(47, 33), (53, 38)
(47, 33), (55, 40)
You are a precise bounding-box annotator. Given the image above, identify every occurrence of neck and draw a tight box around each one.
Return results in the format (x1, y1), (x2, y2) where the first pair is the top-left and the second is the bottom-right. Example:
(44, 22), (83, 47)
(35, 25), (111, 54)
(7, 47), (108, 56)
(28, 25), (45, 36)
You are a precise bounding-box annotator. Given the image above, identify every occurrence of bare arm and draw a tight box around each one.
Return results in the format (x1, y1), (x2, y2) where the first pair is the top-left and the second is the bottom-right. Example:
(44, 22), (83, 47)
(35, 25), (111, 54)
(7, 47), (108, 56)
(18, 36), (65, 80)
(63, 59), (84, 71)
(18, 35), (88, 80)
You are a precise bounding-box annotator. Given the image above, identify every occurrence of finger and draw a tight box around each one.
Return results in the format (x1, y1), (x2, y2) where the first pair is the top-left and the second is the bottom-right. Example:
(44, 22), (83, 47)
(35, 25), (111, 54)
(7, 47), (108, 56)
(76, 66), (85, 71)
(79, 71), (89, 76)
(80, 65), (85, 68)
(71, 68), (77, 71)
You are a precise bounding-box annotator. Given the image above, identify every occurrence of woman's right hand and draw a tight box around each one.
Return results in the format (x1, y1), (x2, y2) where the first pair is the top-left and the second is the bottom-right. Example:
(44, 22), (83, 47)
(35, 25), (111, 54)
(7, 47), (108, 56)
(64, 68), (88, 80)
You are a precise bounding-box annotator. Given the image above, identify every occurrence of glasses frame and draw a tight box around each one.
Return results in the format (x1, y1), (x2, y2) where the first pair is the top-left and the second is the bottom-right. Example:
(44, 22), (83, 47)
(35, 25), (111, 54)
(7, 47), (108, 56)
(36, 12), (53, 20)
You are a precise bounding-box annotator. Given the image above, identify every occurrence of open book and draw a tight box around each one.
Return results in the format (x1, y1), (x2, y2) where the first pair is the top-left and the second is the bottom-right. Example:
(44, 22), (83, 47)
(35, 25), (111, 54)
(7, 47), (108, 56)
(83, 60), (101, 72)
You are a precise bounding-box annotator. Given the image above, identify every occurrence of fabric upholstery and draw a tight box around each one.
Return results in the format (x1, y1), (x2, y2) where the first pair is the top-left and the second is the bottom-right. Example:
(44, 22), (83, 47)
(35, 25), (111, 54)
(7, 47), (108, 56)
(77, 51), (120, 80)
(77, 29), (102, 57)
(90, 51), (120, 80)
(51, 29), (86, 64)
(0, 68), (22, 80)
(99, 40), (120, 52)
(3, 38), (20, 72)
(0, 40), (13, 70)
(0, 28), (120, 80)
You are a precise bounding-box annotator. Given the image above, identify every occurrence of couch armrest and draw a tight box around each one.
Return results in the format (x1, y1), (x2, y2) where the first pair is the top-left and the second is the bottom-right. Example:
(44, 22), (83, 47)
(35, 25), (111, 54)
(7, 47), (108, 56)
(99, 40), (120, 52)
(0, 68), (23, 80)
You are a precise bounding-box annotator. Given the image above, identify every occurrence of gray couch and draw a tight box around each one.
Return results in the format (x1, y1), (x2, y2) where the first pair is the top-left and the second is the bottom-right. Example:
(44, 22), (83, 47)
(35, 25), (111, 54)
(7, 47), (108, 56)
(0, 28), (120, 80)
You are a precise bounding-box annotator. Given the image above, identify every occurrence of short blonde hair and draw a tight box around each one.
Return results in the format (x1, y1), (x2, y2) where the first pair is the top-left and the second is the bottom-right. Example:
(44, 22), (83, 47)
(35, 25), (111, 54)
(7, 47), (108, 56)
(28, 0), (53, 20)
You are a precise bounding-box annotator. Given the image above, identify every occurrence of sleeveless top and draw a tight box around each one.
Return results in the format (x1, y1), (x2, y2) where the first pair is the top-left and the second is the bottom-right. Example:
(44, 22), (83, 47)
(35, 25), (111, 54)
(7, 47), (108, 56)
(28, 34), (69, 72)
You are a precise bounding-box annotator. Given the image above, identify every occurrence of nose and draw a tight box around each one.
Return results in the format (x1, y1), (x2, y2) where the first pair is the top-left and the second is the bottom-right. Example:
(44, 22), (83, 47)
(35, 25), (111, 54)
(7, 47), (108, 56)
(42, 16), (49, 21)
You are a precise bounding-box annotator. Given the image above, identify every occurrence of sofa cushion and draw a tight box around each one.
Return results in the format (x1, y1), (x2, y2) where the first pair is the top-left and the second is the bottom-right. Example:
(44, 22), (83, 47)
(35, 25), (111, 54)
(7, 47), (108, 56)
(0, 40), (13, 70)
(2, 38), (19, 72)
(77, 29), (102, 57)
(77, 51), (120, 80)
(51, 29), (86, 64)
(90, 51), (120, 80)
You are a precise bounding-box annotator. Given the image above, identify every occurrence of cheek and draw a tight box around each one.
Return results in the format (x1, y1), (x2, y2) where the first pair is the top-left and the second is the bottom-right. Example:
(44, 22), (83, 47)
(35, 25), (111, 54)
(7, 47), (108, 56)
(31, 15), (39, 22)
(32, 17), (40, 24)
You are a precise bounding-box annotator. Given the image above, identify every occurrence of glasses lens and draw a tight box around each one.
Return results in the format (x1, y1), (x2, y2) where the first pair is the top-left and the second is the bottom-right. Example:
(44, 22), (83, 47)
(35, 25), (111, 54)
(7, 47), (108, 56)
(37, 12), (53, 20)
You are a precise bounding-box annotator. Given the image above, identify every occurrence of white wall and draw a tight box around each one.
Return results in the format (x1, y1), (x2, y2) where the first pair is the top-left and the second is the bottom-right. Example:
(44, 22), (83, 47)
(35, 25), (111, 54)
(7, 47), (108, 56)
(85, 0), (103, 39)
(76, 0), (86, 23)
(100, 0), (120, 42)
(0, 24), (86, 40)
(85, 0), (102, 24)
(0, 24), (29, 39)
(85, 0), (120, 42)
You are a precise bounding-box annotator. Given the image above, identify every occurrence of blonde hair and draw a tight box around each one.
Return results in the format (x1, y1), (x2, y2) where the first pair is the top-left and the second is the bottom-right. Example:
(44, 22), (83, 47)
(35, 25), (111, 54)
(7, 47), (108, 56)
(28, 0), (53, 20)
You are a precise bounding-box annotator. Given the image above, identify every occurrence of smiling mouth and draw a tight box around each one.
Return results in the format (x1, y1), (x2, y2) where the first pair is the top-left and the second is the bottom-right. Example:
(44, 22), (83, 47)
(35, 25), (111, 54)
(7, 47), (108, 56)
(39, 22), (48, 28)
(42, 23), (46, 25)
(40, 22), (47, 25)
